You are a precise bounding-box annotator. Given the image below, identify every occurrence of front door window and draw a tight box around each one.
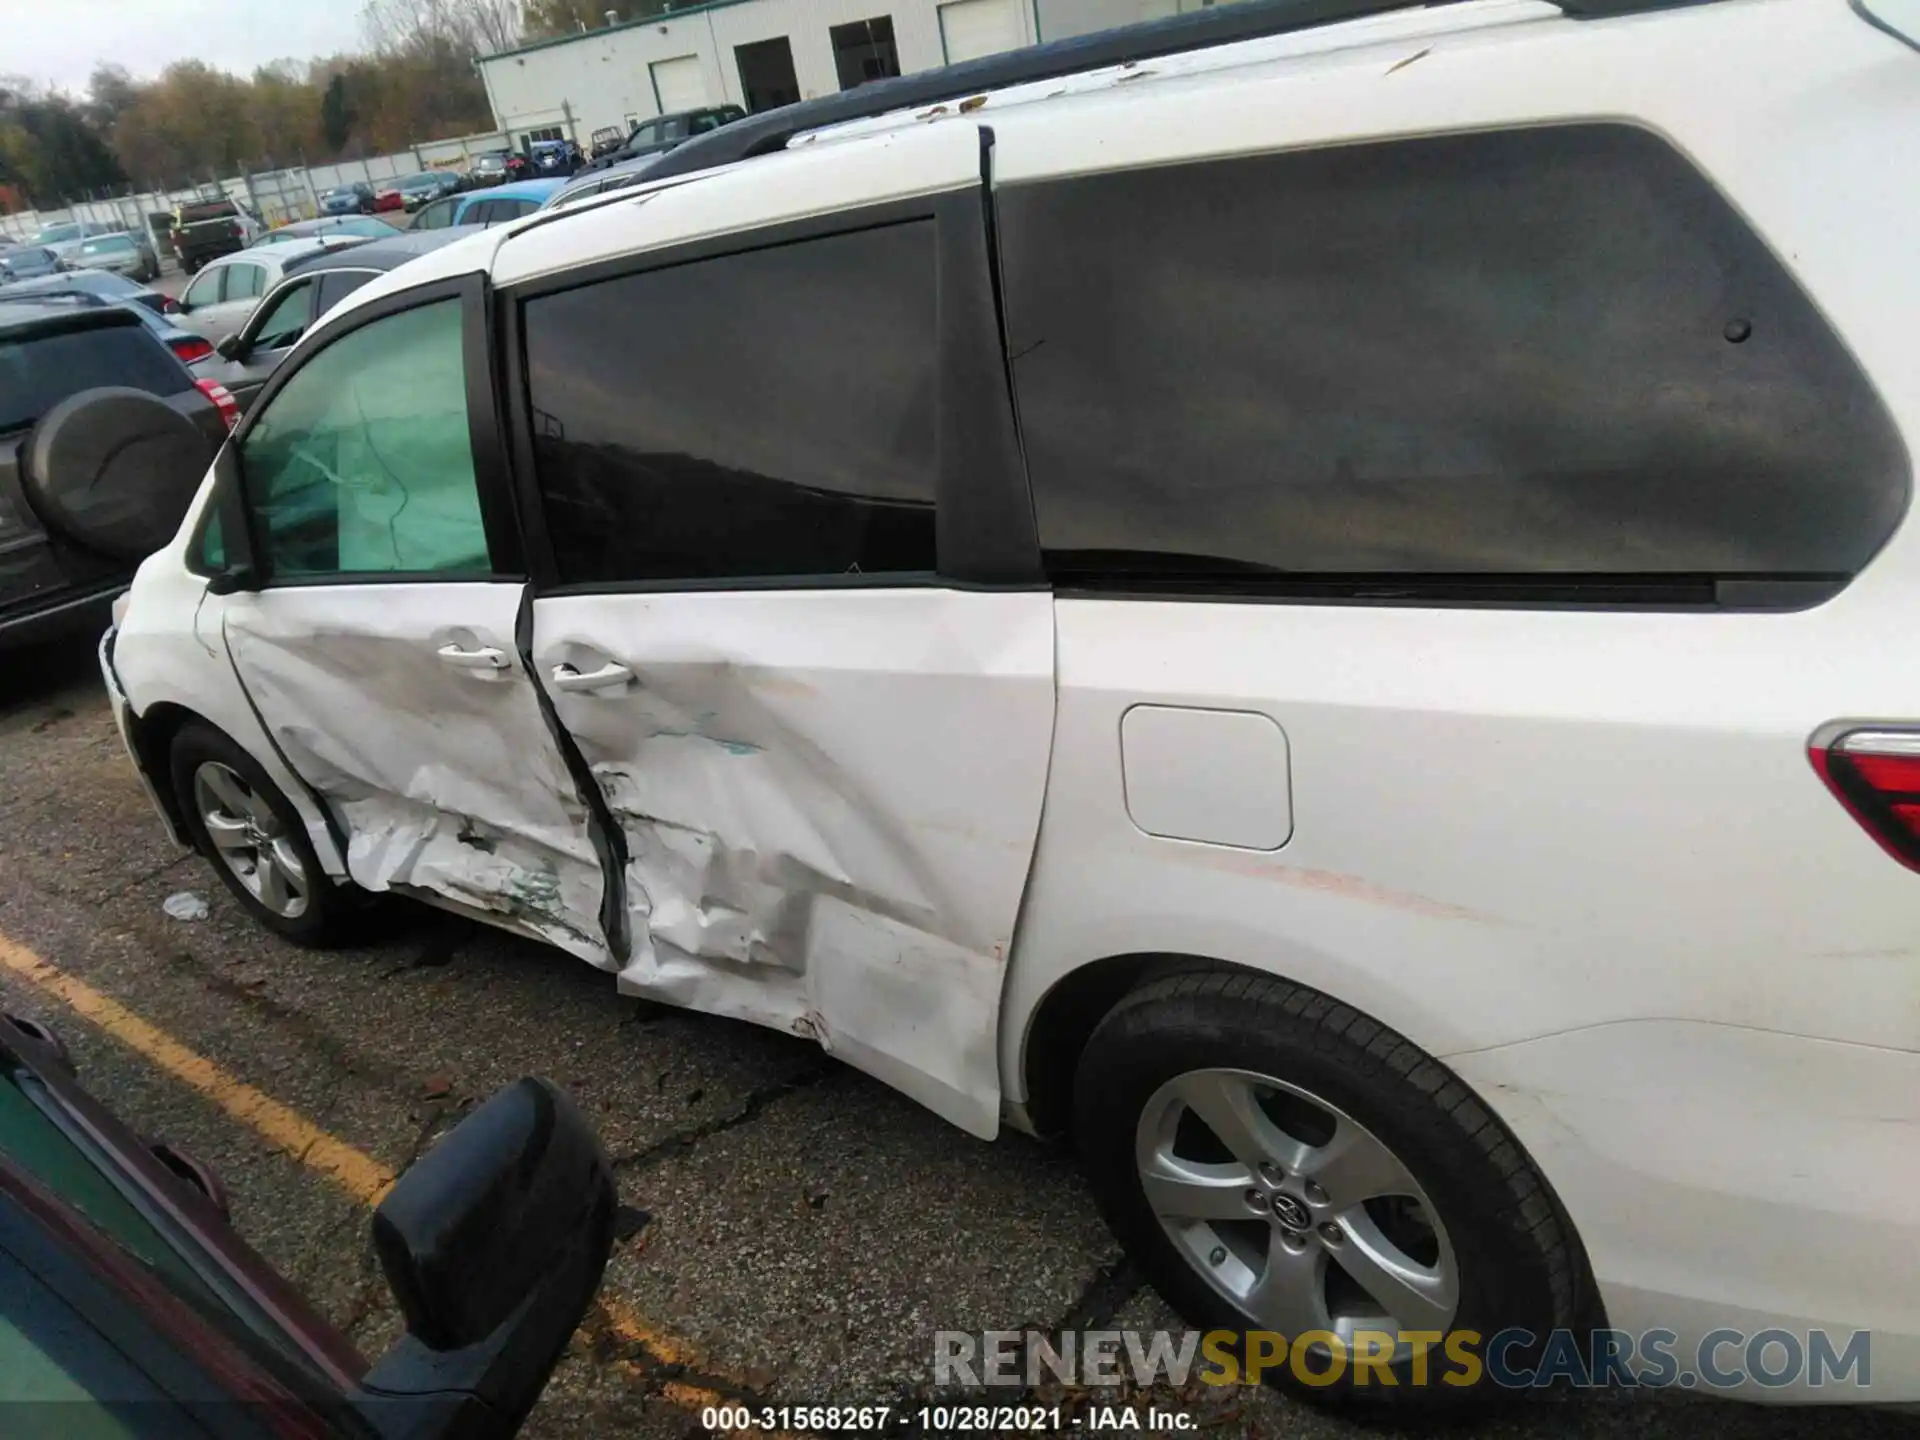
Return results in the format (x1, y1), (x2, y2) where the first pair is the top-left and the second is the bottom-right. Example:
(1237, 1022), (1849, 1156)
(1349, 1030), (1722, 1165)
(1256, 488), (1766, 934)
(240, 299), (488, 577)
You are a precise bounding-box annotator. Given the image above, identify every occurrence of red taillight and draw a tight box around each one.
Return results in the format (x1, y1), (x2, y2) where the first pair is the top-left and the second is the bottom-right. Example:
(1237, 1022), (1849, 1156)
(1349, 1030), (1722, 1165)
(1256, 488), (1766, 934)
(170, 335), (214, 363)
(1809, 728), (1920, 869)
(195, 378), (240, 432)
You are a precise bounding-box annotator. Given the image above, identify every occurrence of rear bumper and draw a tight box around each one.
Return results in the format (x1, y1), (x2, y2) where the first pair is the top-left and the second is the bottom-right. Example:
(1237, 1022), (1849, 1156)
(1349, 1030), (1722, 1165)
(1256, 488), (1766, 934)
(1451, 1020), (1920, 1402)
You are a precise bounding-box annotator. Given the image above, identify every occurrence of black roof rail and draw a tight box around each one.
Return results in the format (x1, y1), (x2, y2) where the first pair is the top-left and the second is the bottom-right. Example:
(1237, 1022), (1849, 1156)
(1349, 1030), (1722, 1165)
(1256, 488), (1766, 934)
(644, 0), (1691, 184)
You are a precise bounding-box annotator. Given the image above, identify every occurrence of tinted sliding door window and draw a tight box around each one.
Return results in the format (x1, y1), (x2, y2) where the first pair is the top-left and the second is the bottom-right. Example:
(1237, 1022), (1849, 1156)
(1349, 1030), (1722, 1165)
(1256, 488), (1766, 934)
(522, 220), (938, 586)
(997, 124), (1907, 598)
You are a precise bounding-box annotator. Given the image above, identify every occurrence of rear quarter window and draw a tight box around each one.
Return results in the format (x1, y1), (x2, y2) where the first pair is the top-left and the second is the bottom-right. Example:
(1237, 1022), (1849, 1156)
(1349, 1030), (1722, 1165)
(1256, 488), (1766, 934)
(998, 123), (1909, 604)
(0, 324), (190, 433)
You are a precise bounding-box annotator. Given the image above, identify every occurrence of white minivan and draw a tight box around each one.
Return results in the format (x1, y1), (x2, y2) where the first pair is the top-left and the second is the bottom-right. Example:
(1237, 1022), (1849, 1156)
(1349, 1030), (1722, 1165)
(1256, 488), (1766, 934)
(102, 0), (1920, 1406)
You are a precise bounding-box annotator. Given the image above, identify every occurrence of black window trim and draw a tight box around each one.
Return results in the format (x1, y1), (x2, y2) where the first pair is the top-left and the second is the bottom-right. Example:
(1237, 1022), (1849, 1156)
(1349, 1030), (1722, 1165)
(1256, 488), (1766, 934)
(498, 172), (1043, 595)
(216, 270), (526, 589)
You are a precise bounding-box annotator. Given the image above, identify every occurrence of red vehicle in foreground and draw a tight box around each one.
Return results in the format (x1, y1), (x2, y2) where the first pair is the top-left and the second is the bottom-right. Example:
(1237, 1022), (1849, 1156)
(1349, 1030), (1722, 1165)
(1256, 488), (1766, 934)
(0, 1010), (614, 1438)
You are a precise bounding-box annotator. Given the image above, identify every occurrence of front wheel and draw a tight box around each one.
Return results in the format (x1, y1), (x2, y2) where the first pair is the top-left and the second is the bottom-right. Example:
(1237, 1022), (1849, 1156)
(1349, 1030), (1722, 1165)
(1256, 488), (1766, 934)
(168, 721), (358, 947)
(1073, 970), (1585, 1406)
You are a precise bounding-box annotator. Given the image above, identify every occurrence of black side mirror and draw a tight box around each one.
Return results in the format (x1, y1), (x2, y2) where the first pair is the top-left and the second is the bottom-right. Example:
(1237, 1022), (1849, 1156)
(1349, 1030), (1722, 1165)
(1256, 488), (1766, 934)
(355, 1079), (615, 1440)
(215, 334), (245, 362)
(204, 565), (258, 596)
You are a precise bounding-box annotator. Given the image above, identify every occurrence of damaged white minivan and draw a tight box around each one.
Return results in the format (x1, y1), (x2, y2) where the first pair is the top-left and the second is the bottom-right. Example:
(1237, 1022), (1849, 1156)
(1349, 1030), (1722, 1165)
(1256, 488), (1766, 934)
(105, 0), (1920, 1406)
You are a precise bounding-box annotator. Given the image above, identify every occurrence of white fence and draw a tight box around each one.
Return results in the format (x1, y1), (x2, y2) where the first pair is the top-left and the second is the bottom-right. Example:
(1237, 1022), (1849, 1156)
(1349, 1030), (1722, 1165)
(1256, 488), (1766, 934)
(0, 131), (510, 247)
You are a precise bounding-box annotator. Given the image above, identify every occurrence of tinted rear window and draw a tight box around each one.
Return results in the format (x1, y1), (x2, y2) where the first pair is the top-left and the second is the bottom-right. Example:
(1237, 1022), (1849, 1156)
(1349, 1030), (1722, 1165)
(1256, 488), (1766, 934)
(0, 324), (190, 432)
(179, 203), (235, 223)
(999, 124), (1909, 602)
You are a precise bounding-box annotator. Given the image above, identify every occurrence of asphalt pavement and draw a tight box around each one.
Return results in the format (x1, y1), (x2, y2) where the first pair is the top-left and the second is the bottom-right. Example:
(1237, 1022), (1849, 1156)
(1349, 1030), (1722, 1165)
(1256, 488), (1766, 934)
(0, 640), (1911, 1440)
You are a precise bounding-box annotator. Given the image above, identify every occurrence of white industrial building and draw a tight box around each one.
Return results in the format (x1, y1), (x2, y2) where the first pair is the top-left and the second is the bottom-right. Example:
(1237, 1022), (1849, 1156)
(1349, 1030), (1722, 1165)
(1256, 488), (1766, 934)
(477, 0), (1239, 149)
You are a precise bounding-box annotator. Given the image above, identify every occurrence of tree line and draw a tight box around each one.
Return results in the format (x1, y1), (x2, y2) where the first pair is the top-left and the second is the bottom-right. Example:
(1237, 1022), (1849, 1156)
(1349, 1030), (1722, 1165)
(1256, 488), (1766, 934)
(0, 0), (674, 208)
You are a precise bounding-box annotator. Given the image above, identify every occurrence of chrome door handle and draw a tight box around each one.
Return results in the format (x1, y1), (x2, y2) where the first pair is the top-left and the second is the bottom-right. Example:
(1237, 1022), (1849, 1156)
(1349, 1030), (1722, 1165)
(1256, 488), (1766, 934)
(436, 643), (509, 670)
(551, 661), (633, 693)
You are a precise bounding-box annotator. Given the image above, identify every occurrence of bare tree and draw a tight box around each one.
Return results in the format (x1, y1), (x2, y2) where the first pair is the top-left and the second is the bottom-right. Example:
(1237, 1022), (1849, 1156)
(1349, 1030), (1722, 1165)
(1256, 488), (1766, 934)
(362, 0), (524, 58)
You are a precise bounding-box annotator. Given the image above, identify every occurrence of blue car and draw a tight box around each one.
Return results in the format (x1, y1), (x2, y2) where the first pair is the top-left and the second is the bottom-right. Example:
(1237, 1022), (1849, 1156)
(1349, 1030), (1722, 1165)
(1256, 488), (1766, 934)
(407, 179), (566, 232)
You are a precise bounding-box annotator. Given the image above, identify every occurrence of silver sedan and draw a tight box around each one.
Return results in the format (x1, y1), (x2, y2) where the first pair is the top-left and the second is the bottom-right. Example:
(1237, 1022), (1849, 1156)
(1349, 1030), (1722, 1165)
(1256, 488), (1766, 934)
(69, 231), (162, 283)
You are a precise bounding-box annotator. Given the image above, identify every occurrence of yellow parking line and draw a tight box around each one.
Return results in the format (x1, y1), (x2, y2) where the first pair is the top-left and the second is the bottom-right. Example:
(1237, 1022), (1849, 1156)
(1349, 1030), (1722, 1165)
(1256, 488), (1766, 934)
(0, 930), (763, 1420)
(0, 933), (396, 1204)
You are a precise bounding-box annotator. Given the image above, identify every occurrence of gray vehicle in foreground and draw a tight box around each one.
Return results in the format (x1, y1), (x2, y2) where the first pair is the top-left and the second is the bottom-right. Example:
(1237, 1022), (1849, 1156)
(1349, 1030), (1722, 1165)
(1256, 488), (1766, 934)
(0, 299), (228, 650)
(69, 231), (161, 284)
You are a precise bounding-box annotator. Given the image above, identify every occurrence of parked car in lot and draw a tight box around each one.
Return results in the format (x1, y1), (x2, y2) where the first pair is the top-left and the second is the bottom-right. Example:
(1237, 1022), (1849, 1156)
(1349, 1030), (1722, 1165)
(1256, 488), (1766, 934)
(526, 138), (581, 178)
(318, 182), (376, 216)
(196, 228), (483, 413)
(391, 170), (461, 210)
(1, 1011), (614, 1438)
(69, 230), (161, 283)
(251, 214), (404, 248)
(408, 180), (564, 231)
(170, 197), (263, 273)
(25, 220), (116, 261)
(0, 299), (230, 651)
(576, 105), (745, 177)
(0, 266), (179, 317)
(0, 246), (66, 283)
(466, 149), (527, 187)
(0, 275), (220, 365)
(173, 238), (364, 346)
(103, 0), (1920, 1409)
(541, 154), (669, 211)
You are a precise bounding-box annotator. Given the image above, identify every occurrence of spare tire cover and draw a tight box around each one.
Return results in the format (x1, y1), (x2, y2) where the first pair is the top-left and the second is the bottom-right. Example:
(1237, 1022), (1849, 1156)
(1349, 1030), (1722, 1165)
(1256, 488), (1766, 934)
(24, 386), (215, 563)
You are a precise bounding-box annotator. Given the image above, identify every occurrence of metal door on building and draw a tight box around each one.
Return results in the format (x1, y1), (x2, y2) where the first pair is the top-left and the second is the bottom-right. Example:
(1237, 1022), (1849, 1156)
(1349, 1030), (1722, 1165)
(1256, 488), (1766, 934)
(940, 0), (1022, 61)
(651, 55), (711, 113)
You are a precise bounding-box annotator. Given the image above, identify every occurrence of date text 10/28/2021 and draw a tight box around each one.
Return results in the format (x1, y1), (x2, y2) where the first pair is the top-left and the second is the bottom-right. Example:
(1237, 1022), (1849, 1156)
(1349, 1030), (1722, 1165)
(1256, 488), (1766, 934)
(700, 1407), (1193, 1433)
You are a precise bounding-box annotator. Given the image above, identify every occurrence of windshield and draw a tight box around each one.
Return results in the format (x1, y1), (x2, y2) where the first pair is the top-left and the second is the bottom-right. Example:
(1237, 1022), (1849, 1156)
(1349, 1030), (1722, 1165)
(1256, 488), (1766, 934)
(400, 174), (438, 190)
(31, 224), (79, 246)
(178, 203), (232, 223)
(0, 249), (53, 272)
(79, 236), (135, 255)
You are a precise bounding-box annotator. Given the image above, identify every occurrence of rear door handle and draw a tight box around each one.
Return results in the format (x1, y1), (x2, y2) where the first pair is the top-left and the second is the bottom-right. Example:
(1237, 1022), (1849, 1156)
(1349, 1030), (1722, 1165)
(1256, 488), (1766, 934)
(551, 661), (633, 693)
(436, 643), (509, 670)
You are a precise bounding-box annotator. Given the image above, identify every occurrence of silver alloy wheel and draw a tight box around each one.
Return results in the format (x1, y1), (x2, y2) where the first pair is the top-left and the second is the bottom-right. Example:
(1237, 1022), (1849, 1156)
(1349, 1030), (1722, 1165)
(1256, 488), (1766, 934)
(1135, 1067), (1459, 1357)
(192, 761), (310, 920)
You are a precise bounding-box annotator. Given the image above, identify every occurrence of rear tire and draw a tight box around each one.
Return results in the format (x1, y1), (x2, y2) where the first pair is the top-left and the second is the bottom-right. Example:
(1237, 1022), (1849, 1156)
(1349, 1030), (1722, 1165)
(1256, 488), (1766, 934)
(169, 722), (356, 947)
(1073, 969), (1584, 1407)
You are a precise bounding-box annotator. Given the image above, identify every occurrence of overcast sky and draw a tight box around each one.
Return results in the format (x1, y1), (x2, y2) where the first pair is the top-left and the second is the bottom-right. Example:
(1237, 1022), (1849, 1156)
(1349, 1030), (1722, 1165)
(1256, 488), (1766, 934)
(0, 0), (367, 94)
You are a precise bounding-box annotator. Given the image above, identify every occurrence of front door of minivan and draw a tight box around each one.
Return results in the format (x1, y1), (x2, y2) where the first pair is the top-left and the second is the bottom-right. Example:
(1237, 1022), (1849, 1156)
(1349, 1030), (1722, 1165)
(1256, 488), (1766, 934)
(217, 276), (610, 965)
(511, 138), (1054, 1136)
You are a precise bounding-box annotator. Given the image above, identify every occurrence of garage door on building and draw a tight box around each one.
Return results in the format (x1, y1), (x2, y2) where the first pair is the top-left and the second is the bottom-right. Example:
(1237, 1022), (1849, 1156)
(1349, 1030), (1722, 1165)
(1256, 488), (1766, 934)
(939, 0), (1022, 63)
(651, 55), (711, 113)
